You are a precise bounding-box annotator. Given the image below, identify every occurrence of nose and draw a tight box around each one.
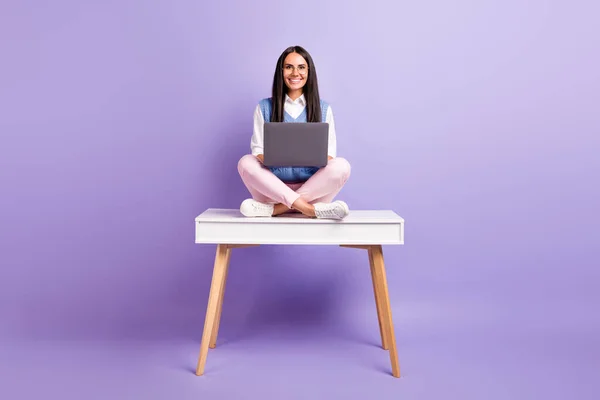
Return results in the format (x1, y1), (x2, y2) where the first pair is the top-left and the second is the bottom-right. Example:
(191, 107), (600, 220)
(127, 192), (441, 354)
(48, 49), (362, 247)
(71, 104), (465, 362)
(288, 66), (302, 77)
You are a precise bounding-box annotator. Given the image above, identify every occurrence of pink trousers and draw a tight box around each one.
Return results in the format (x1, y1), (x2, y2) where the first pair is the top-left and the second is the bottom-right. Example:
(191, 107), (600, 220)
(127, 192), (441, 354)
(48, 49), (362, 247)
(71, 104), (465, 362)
(237, 154), (351, 208)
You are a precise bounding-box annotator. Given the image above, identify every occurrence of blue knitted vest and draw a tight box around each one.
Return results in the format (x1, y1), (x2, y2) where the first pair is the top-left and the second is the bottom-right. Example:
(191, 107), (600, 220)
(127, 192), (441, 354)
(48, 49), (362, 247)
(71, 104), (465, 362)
(259, 97), (329, 183)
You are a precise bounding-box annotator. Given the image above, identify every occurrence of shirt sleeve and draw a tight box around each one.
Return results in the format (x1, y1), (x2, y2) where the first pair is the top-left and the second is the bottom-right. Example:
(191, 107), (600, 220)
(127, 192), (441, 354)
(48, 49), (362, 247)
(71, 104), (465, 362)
(250, 104), (264, 156)
(326, 106), (337, 158)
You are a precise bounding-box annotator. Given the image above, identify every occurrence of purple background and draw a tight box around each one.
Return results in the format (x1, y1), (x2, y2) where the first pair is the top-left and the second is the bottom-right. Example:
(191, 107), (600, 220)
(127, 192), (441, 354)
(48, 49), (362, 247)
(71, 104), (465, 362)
(1, 0), (599, 399)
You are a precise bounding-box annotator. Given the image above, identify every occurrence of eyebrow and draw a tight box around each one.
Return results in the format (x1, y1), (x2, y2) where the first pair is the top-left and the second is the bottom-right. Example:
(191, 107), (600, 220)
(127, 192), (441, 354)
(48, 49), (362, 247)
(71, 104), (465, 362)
(284, 63), (307, 67)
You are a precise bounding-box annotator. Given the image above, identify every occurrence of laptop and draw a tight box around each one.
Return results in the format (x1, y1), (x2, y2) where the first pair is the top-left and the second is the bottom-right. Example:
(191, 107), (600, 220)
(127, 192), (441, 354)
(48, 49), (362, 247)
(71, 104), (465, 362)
(263, 122), (329, 167)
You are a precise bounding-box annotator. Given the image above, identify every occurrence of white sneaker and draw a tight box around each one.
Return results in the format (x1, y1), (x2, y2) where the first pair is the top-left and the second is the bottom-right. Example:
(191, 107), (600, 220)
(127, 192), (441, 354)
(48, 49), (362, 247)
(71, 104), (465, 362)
(240, 198), (274, 217)
(314, 200), (350, 220)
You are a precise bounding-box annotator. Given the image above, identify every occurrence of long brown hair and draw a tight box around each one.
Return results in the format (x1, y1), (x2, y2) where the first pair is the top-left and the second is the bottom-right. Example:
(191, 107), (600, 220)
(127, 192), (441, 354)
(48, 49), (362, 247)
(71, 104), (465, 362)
(270, 46), (321, 122)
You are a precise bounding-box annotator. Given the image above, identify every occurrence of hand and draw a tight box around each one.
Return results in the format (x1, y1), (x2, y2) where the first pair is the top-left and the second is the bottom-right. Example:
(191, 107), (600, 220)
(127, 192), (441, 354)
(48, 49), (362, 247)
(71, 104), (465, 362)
(328, 155), (334, 160)
(256, 154), (264, 164)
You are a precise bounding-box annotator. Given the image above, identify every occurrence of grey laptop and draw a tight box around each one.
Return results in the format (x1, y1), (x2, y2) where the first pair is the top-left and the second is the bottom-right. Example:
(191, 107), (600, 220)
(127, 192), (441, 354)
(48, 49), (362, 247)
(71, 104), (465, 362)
(263, 122), (329, 167)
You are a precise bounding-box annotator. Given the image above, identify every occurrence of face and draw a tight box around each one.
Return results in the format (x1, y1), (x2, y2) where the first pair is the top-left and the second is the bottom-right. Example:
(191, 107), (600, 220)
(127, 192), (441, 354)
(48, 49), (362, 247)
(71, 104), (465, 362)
(282, 52), (309, 92)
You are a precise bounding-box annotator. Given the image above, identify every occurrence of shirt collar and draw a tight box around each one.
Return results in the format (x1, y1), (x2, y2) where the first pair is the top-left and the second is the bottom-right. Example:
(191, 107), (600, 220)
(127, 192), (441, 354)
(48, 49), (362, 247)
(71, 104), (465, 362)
(285, 94), (306, 106)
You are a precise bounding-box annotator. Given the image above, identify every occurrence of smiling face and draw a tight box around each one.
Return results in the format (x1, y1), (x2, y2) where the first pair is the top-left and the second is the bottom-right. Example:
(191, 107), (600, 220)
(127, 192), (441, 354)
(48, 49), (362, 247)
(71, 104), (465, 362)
(282, 52), (308, 95)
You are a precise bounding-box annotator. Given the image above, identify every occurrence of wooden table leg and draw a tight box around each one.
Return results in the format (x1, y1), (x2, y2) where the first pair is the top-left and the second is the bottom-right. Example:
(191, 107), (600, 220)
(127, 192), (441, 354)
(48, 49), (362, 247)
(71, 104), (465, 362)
(368, 246), (389, 350)
(195, 244), (229, 376)
(371, 245), (401, 378)
(208, 244), (258, 349)
(210, 245), (231, 348)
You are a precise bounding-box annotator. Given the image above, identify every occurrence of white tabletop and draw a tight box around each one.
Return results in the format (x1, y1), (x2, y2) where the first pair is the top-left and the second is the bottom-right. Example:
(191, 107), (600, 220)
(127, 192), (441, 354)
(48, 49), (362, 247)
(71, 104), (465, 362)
(195, 208), (404, 224)
(195, 208), (405, 245)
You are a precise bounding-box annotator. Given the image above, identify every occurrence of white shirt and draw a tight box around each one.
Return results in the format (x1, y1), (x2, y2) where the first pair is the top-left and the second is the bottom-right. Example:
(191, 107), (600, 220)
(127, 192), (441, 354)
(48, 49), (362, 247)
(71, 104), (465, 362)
(250, 94), (337, 157)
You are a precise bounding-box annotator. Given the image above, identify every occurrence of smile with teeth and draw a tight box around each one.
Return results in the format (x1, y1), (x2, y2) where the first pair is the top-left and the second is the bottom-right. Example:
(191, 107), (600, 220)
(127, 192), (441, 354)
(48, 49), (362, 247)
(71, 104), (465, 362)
(288, 78), (303, 84)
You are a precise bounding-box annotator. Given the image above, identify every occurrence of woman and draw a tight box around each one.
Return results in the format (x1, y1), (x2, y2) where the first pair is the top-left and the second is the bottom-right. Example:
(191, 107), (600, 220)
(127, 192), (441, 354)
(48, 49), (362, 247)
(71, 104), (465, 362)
(237, 46), (351, 220)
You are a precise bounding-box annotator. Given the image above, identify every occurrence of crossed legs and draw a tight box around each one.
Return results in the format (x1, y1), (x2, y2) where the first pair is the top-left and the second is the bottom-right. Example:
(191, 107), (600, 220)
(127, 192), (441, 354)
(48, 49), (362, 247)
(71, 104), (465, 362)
(237, 154), (351, 218)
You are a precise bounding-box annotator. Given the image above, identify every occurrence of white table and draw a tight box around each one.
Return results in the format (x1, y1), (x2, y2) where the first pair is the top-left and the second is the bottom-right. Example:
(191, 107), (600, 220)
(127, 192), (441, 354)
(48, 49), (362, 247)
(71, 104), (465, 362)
(194, 208), (405, 377)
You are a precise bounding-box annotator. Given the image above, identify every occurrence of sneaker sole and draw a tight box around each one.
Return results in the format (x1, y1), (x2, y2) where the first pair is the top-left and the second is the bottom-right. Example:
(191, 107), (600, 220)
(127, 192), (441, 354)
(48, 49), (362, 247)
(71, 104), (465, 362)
(240, 200), (273, 217)
(334, 200), (350, 219)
